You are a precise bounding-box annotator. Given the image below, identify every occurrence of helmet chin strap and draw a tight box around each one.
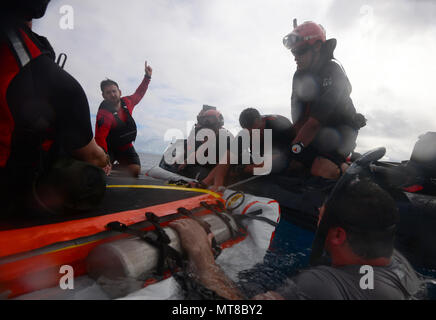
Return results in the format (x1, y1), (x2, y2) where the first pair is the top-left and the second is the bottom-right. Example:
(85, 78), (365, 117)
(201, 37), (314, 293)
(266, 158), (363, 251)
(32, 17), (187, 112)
(307, 46), (321, 71)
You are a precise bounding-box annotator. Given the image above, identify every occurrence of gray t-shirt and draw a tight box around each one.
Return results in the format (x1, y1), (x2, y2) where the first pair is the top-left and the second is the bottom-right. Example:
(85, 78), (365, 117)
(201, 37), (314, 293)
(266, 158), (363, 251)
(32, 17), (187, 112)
(276, 251), (422, 300)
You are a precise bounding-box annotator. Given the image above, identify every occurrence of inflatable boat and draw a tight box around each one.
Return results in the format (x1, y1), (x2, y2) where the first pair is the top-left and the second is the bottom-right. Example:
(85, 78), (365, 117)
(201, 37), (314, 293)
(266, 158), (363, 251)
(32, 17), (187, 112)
(0, 174), (280, 299)
(152, 142), (436, 270)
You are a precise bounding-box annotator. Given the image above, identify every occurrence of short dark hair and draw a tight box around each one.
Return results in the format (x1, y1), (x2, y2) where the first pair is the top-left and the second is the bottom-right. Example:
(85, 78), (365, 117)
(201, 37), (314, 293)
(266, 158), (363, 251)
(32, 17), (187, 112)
(100, 79), (119, 92)
(239, 108), (261, 128)
(324, 178), (398, 259)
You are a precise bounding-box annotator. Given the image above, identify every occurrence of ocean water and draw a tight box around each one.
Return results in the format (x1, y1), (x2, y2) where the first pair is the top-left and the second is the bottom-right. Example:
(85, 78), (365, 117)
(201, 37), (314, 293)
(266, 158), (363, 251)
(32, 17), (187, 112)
(138, 152), (162, 172)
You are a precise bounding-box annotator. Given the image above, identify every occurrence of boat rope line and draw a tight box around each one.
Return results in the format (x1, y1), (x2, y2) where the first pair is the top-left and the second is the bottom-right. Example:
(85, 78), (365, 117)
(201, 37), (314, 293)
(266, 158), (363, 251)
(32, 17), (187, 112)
(177, 207), (223, 258)
(107, 212), (184, 278)
(106, 211), (228, 300)
(45, 239), (100, 254)
(199, 202), (242, 239)
(0, 211), (182, 266)
(204, 200), (278, 229)
(106, 184), (222, 199)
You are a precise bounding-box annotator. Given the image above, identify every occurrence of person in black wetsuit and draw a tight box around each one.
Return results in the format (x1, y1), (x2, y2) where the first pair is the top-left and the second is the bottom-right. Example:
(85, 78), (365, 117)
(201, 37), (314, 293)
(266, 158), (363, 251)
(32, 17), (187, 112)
(200, 107), (295, 189)
(238, 108), (296, 174)
(283, 20), (366, 180)
(0, 1), (110, 216)
(170, 178), (423, 300)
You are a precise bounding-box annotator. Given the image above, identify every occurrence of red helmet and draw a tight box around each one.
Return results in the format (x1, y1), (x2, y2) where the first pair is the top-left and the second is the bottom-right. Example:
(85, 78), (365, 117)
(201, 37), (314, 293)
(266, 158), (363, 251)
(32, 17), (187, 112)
(283, 21), (326, 51)
(197, 109), (224, 129)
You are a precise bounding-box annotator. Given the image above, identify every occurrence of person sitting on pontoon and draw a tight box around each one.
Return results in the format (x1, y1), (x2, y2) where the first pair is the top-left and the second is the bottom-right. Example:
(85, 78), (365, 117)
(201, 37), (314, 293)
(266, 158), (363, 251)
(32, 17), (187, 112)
(175, 105), (233, 181)
(284, 20), (366, 179)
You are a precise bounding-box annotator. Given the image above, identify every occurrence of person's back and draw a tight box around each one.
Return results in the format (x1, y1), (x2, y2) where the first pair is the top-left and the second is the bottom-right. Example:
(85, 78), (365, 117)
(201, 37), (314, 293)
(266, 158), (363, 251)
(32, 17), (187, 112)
(0, 1), (108, 216)
(262, 114), (295, 156)
(237, 109), (295, 174)
(276, 250), (422, 300)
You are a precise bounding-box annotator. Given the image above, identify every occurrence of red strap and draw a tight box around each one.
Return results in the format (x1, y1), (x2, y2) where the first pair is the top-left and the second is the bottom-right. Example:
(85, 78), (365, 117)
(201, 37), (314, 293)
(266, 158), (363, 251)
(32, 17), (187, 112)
(19, 29), (42, 59)
(0, 28), (43, 167)
(403, 185), (424, 193)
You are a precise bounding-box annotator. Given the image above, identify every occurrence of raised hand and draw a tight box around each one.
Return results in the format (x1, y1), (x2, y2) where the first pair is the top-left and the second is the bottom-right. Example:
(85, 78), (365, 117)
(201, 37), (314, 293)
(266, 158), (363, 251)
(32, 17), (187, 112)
(145, 61), (153, 78)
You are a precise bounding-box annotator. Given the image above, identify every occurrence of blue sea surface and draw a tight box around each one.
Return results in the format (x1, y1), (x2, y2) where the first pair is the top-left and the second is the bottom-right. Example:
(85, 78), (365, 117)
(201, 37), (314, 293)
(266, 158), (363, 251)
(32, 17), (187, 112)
(138, 152), (162, 172)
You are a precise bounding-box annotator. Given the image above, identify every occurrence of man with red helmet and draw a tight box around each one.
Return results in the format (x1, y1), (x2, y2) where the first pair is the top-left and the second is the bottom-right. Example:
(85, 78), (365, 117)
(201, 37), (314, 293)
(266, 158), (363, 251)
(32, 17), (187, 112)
(196, 108), (225, 129)
(283, 20), (366, 179)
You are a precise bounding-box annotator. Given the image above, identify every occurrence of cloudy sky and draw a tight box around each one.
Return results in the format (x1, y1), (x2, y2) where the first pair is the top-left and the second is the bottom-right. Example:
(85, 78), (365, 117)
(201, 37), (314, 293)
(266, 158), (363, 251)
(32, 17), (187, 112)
(33, 0), (436, 160)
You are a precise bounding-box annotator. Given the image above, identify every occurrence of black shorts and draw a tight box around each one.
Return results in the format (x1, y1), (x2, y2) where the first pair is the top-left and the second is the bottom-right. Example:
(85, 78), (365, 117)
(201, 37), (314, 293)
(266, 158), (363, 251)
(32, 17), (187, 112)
(293, 146), (345, 169)
(109, 146), (141, 167)
(294, 125), (358, 169)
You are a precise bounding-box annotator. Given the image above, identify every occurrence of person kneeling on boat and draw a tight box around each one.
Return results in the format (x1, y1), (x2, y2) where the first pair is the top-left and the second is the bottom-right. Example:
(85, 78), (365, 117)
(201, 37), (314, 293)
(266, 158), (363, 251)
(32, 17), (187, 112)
(0, 1), (110, 216)
(199, 108), (296, 190)
(170, 178), (422, 300)
(176, 106), (233, 181)
(283, 20), (366, 180)
(95, 62), (152, 178)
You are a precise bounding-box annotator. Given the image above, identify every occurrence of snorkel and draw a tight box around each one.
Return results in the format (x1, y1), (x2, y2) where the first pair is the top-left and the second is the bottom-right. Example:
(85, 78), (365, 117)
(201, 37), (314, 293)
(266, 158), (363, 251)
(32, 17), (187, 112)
(309, 147), (387, 266)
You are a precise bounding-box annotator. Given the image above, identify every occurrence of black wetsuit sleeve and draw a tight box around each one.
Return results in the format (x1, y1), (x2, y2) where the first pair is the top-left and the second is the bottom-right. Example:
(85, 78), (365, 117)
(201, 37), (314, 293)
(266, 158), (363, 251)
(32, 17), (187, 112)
(265, 116), (295, 152)
(309, 61), (353, 125)
(42, 55), (94, 152)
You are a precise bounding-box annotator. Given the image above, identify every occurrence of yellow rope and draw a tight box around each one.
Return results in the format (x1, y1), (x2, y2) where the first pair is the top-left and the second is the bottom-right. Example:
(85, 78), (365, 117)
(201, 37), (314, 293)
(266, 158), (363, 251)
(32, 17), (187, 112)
(106, 184), (222, 199)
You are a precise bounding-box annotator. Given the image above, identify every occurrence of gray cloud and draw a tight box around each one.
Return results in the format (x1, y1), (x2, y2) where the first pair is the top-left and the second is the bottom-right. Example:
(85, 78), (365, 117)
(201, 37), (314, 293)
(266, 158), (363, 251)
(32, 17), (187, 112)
(31, 0), (435, 160)
(326, 0), (436, 34)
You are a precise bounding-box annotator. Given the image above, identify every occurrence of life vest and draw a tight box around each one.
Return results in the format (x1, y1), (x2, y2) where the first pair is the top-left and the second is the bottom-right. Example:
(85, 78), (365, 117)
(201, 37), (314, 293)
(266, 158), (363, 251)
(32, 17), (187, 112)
(99, 99), (137, 149)
(0, 25), (53, 169)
